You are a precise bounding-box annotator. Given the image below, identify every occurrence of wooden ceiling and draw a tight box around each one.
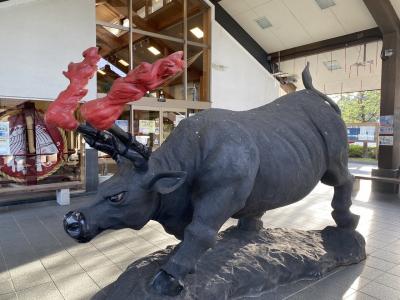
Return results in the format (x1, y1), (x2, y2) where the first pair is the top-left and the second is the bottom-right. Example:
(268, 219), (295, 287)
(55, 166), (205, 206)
(96, 0), (206, 58)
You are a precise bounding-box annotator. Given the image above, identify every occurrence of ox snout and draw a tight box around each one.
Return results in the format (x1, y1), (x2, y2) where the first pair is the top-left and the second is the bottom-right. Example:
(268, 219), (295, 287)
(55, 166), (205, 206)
(63, 211), (91, 243)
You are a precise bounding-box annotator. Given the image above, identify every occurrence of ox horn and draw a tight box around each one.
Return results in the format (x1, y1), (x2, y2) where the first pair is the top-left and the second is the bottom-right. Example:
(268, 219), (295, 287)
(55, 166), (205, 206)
(77, 123), (149, 170)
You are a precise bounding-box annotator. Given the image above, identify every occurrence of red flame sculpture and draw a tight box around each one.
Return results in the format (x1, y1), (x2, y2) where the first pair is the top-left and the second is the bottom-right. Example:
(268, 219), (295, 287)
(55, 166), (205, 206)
(45, 48), (184, 131)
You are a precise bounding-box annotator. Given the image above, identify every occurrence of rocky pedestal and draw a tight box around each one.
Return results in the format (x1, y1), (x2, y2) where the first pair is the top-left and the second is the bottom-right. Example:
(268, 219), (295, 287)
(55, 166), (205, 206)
(94, 226), (366, 300)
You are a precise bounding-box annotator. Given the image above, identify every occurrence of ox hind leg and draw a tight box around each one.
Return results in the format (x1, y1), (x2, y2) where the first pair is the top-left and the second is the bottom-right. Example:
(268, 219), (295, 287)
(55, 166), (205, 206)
(322, 166), (360, 230)
(237, 212), (264, 231)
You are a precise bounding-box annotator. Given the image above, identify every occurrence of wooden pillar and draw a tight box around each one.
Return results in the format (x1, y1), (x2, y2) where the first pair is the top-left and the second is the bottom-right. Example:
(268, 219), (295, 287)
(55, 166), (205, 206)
(363, 0), (400, 192)
(85, 148), (99, 192)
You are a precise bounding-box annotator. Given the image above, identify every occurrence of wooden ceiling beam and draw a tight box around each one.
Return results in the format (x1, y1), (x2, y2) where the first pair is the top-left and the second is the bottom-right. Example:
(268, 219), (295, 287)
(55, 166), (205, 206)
(269, 27), (382, 63)
(363, 0), (400, 34)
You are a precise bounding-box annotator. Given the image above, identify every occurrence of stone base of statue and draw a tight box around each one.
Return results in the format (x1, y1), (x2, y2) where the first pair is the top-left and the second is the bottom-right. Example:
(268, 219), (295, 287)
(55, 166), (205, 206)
(93, 226), (366, 300)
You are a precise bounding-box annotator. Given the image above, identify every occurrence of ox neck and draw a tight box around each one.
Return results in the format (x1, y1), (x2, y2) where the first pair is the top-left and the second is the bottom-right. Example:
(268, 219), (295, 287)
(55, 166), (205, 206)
(150, 188), (192, 239)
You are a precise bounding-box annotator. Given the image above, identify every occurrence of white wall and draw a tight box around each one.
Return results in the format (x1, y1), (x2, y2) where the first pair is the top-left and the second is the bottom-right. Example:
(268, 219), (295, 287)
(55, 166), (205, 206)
(211, 21), (280, 111)
(0, 0), (96, 100)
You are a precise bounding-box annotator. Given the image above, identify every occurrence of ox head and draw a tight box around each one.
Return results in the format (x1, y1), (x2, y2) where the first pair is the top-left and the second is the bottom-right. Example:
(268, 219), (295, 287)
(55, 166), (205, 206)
(63, 124), (186, 242)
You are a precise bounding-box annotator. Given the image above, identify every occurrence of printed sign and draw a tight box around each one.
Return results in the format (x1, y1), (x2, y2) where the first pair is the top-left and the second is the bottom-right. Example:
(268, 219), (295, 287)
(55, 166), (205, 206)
(139, 120), (156, 134)
(379, 135), (393, 146)
(0, 121), (10, 155)
(380, 115), (394, 135)
(347, 125), (377, 143)
(135, 135), (150, 146)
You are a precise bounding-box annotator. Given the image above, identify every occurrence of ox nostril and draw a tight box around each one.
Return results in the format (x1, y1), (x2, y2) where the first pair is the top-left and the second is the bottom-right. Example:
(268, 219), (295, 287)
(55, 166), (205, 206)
(63, 211), (88, 241)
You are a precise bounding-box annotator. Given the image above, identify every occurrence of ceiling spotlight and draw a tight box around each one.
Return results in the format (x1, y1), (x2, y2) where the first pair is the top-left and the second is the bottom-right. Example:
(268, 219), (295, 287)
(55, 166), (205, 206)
(97, 69), (106, 75)
(118, 59), (129, 67)
(314, 0), (336, 10)
(148, 46), (161, 56)
(323, 60), (341, 71)
(190, 27), (204, 39)
(255, 16), (272, 30)
(122, 18), (129, 27)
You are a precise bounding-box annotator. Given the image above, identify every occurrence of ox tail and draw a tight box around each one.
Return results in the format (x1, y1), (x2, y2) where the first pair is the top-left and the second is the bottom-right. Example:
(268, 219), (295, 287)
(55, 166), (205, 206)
(302, 62), (341, 115)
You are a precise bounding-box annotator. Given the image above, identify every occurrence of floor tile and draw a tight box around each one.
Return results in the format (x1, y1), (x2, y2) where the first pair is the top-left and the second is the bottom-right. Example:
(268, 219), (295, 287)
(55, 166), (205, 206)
(373, 272), (400, 291)
(53, 272), (100, 300)
(364, 256), (397, 272)
(46, 262), (85, 281)
(387, 265), (400, 277)
(11, 269), (52, 291)
(344, 291), (379, 300)
(360, 281), (400, 299)
(0, 292), (17, 300)
(16, 282), (63, 300)
(87, 265), (122, 288)
(0, 279), (13, 295)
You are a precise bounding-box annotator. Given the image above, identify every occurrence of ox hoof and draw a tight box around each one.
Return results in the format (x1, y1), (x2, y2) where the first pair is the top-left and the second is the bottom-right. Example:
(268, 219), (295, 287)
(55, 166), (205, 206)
(151, 270), (184, 296)
(332, 211), (360, 230)
(237, 217), (264, 232)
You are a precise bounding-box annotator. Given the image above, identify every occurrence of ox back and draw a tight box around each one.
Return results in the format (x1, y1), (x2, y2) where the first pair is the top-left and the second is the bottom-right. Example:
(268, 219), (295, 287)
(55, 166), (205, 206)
(149, 89), (348, 219)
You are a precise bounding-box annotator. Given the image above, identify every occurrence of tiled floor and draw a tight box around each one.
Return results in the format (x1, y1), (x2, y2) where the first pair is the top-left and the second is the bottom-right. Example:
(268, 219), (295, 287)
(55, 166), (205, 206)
(0, 179), (399, 299)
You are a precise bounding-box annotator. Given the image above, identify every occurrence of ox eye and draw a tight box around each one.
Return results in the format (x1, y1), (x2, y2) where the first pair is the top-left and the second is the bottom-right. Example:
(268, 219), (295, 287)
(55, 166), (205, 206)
(107, 192), (126, 204)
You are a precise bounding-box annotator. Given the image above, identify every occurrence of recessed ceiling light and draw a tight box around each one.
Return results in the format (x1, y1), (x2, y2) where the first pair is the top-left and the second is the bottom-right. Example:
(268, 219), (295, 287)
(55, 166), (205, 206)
(122, 18), (129, 27)
(97, 69), (106, 75)
(323, 60), (341, 71)
(255, 16), (272, 29)
(148, 46), (161, 56)
(118, 59), (129, 67)
(314, 0), (336, 10)
(190, 27), (204, 39)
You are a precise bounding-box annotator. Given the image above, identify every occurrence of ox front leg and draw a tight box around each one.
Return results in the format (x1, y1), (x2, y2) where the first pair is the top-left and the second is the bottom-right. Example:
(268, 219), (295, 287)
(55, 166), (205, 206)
(151, 187), (249, 296)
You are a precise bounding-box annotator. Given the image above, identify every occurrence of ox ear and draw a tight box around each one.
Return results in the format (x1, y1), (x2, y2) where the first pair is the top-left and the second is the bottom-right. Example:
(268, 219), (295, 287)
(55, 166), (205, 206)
(143, 171), (187, 194)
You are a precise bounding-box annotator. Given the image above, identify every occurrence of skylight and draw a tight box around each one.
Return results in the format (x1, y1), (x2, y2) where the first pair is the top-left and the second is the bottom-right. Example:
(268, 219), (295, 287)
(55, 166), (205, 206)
(255, 16), (272, 30)
(314, 0), (336, 10)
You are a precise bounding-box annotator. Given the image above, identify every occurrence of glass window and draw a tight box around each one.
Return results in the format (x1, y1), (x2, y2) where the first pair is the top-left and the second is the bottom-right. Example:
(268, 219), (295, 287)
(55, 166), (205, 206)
(132, 0), (183, 38)
(96, 25), (130, 93)
(187, 0), (210, 43)
(96, 0), (211, 101)
(187, 44), (209, 101)
(187, 109), (204, 117)
(133, 37), (185, 100)
(133, 109), (161, 151)
(98, 105), (130, 178)
(162, 111), (186, 141)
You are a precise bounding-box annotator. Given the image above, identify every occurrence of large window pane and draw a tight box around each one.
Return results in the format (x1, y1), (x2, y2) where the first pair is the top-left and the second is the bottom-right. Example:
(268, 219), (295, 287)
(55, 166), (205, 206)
(133, 110), (161, 151)
(133, 37), (185, 100)
(96, 25), (130, 93)
(162, 110), (186, 142)
(187, 44), (209, 101)
(187, 0), (210, 43)
(98, 105), (130, 179)
(132, 0), (183, 38)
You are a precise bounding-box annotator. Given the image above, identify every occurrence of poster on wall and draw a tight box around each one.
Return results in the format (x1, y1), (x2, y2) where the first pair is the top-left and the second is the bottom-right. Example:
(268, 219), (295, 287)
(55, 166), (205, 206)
(379, 136), (393, 146)
(379, 115), (394, 135)
(0, 121), (10, 155)
(139, 120), (156, 134)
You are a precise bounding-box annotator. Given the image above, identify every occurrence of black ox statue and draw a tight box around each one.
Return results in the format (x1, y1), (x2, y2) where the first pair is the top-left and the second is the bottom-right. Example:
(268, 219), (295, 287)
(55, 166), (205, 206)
(64, 64), (359, 296)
